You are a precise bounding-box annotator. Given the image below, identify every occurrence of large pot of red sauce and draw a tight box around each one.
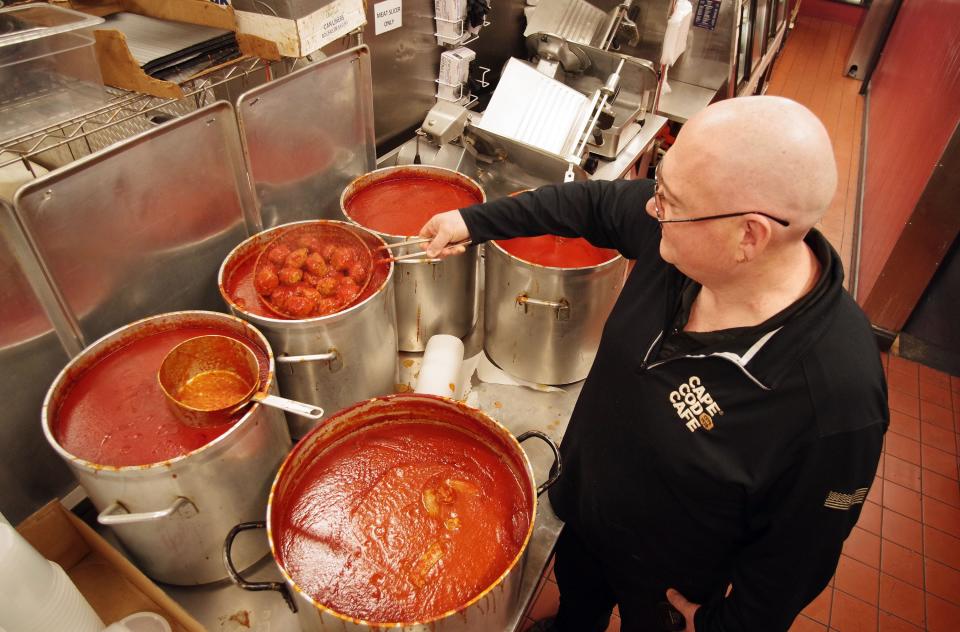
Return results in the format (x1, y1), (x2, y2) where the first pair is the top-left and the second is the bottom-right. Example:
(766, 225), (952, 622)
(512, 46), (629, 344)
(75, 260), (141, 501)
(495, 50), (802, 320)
(224, 393), (560, 631)
(218, 220), (398, 439)
(341, 166), (484, 352)
(485, 231), (627, 385)
(41, 311), (292, 585)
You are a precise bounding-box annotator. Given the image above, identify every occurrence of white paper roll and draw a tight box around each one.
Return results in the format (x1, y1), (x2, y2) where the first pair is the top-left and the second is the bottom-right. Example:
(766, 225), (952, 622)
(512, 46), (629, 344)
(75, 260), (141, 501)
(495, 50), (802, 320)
(414, 335), (465, 398)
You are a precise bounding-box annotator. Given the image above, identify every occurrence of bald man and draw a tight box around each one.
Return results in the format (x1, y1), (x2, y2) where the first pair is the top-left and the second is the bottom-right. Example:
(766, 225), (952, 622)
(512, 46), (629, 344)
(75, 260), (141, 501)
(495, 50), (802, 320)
(419, 96), (887, 632)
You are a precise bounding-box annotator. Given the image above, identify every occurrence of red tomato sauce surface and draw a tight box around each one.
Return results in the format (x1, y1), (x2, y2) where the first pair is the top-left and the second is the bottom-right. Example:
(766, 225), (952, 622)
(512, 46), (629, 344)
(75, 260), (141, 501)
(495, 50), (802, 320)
(273, 421), (530, 623)
(495, 235), (618, 268)
(54, 326), (268, 466)
(345, 176), (481, 236)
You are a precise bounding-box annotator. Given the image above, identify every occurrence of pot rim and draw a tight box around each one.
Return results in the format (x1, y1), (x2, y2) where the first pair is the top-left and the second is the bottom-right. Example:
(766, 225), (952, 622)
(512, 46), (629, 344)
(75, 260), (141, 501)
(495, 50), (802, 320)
(487, 237), (624, 272)
(217, 220), (395, 326)
(41, 310), (278, 473)
(340, 165), (487, 241)
(264, 392), (539, 627)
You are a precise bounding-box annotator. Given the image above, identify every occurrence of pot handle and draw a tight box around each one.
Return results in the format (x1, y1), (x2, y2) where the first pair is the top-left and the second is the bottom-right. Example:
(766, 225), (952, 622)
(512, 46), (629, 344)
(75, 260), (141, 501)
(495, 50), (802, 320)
(516, 431), (562, 495)
(98, 497), (197, 526)
(223, 521), (298, 613)
(277, 348), (342, 372)
(516, 294), (570, 321)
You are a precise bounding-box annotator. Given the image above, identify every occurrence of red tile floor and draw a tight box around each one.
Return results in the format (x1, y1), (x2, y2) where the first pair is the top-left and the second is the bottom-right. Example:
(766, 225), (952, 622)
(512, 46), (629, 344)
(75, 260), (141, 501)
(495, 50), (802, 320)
(519, 353), (960, 631)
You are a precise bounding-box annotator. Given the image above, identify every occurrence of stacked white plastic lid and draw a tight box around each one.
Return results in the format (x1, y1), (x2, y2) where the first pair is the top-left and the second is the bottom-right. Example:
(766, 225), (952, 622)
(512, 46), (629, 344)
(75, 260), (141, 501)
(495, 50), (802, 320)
(0, 521), (104, 632)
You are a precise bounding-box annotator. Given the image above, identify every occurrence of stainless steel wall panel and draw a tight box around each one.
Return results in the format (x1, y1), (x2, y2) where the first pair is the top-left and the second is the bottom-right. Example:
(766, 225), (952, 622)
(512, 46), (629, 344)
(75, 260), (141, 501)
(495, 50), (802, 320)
(237, 46), (377, 227)
(620, 0), (736, 91)
(0, 201), (74, 524)
(356, 0), (529, 153)
(13, 102), (256, 347)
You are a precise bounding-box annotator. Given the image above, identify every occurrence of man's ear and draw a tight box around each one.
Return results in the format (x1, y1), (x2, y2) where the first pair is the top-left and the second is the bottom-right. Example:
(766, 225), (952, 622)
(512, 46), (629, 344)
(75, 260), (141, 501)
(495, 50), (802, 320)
(738, 217), (773, 263)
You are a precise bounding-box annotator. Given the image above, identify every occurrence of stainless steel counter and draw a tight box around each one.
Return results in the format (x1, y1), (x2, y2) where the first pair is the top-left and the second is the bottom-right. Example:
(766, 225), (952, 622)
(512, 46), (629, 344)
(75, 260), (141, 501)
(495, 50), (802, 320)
(658, 82), (720, 124)
(590, 115), (668, 181)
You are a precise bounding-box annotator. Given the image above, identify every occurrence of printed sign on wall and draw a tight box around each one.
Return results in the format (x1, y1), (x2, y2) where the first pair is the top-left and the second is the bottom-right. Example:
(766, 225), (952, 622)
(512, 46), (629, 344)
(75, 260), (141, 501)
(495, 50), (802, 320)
(301, 0), (368, 53)
(374, 0), (403, 35)
(694, 0), (722, 30)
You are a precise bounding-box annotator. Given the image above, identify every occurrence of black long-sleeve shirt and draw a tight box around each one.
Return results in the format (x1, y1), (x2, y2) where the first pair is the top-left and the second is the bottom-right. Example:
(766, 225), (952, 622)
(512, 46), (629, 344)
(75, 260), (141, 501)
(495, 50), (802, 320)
(459, 180), (888, 632)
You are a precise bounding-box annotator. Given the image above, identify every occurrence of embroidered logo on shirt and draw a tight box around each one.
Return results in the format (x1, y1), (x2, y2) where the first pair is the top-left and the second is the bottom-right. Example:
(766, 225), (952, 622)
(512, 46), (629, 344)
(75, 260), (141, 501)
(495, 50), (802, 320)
(823, 488), (869, 510)
(669, 376), (723, 433)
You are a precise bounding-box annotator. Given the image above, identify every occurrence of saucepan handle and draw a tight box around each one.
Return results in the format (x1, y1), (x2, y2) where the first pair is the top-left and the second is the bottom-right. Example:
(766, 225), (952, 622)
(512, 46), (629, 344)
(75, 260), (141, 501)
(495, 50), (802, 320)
(98, 496), (197, 526)
(223, 521), (298, 613)
(516, 294), (570, 321)
(276, 349), (342, 372)
(516, 430), (563, 496)
(252, 393), (324, 420)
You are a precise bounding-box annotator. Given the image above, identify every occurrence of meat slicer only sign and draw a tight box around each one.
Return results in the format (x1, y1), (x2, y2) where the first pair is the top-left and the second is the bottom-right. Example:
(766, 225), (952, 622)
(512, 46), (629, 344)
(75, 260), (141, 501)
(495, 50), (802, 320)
(375, 0), (403, 34)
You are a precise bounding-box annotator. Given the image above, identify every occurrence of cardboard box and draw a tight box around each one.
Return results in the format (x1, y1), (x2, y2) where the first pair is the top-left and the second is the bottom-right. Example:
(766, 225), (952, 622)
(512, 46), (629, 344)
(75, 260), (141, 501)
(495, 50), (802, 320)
(234, 0), (367, 58)
(16, 502), (204, 632)
(57, 0), (280, 98)
(437, 47), (474, 102)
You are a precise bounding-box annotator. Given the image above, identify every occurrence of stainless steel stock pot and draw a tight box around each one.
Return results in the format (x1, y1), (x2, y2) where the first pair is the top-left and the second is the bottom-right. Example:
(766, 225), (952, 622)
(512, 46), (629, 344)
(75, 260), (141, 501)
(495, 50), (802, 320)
(341, 166), (484, 352)
(218, 220), (398, 439)
(224, 393), (560, 632)
(42, 310), (292, 585)
(484, 241), (627, 385)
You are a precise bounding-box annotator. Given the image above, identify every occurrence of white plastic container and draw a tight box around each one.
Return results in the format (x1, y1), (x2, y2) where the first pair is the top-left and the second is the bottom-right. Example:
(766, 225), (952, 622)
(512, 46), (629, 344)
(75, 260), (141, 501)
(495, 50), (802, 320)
(0, 4), (106, 142)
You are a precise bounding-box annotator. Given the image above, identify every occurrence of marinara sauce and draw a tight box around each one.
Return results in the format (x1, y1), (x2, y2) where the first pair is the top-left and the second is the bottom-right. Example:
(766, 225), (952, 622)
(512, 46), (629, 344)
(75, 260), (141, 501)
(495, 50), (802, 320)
(272, 421), (530, 623)
(495, 235), (618, 268)
(345, 176), (481, 236)
(54, 326), (268, 466)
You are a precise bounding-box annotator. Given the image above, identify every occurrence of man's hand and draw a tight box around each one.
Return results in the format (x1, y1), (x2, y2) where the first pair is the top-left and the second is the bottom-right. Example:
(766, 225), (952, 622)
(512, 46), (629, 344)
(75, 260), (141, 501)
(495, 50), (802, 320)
(666, 588), (700, 632)
(418, 210), (470, 258)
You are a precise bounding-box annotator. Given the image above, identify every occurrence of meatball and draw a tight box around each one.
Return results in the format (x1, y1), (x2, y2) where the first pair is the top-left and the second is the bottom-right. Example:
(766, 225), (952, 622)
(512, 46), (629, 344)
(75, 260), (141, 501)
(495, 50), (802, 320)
(318, 277), (339, 297)
(296, 286), (322, 304)
(305, 252), (328, 276)
(316, 298), (340, 315)
(320, 243), (337, 260)
(349, 262), (367, 283)
(254, 266), (279, 295)
(267, 245), (291, 266)
(297, 235), (323, 253)
(331, 247), (358, 273)
(269, 286), (295, 310)
(285, 295), (316, 319)
(278, 266), (303, 285)
(337, 277), (359, 303)
(303, 272), (320, 286)
(284, 248), (309, 269)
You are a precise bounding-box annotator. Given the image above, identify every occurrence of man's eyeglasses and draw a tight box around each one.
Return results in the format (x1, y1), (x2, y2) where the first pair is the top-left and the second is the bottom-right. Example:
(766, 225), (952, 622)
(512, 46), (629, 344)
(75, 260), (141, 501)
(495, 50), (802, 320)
(653, 161), (791, 227)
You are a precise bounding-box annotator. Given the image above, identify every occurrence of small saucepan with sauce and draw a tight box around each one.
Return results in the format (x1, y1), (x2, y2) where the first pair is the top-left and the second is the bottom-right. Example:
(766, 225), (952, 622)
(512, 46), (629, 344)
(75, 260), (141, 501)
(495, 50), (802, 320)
(158, 335), (324, 427)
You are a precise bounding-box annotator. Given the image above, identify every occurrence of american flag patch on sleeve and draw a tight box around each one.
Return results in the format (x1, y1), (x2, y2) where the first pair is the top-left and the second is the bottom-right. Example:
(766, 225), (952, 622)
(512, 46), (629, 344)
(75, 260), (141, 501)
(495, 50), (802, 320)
(823, 487), (869, 510)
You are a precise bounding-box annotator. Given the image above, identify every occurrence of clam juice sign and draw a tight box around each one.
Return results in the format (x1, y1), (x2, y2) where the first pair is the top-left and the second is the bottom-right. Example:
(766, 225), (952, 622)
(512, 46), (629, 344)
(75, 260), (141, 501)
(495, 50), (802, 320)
(375, 0), (403, 34)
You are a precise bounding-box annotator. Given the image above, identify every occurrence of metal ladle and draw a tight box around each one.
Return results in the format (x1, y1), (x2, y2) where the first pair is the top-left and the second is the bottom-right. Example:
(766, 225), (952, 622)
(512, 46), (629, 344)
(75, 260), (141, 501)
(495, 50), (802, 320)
(158, 335), (324, 427)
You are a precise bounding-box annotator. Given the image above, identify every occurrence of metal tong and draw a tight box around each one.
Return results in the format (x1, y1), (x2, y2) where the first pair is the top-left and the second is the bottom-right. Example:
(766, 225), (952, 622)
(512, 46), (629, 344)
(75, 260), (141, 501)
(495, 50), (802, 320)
(378, 237), (473, 262)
